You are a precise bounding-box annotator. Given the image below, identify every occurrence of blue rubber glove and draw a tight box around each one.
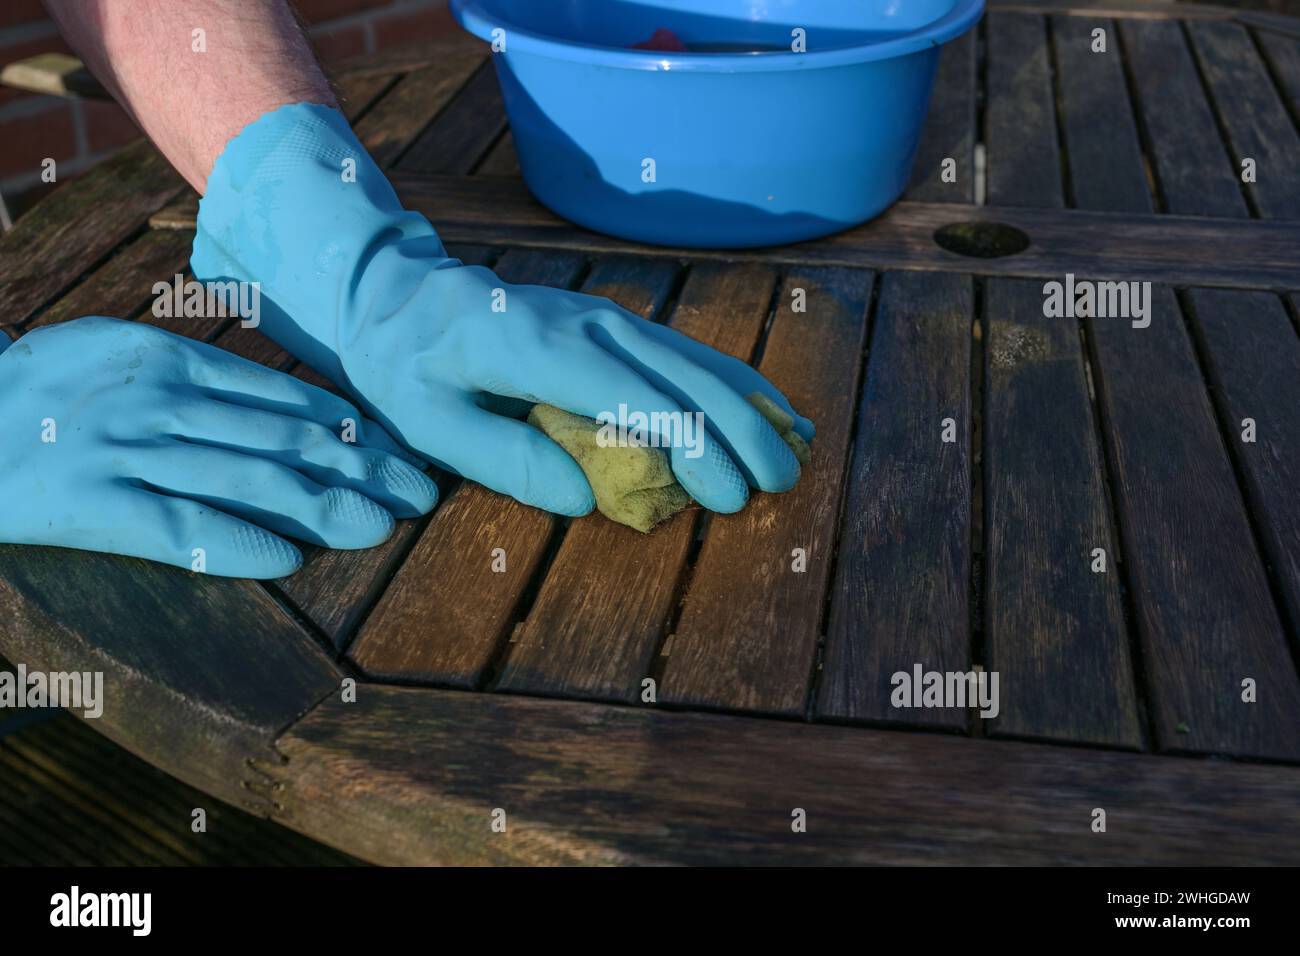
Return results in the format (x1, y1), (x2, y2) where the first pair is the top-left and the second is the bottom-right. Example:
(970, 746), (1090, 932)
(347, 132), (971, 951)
(0, 317), (439, 578)
(193, 104), (814, 517)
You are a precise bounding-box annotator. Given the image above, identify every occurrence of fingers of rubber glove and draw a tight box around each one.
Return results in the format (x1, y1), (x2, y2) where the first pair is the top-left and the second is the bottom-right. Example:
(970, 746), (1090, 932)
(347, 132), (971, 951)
(102, 486), (305, 578)
(170, 400), (438, 518)
(189, 345), (387, 439)
(134, 440), (395, 549)
(406, 401), (595, 517)
(633, 319), (815, 441)
(588, 319), (802, 493)
(494, 338), (748, 514)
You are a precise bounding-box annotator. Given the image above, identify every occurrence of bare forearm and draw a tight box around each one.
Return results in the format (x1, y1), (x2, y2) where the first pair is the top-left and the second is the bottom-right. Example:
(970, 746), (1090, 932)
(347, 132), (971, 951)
(44, 0), (335, 192)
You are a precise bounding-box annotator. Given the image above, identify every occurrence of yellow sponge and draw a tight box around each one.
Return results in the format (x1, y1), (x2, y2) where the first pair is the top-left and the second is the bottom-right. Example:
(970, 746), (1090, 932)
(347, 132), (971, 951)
(526, 391), (809, 533)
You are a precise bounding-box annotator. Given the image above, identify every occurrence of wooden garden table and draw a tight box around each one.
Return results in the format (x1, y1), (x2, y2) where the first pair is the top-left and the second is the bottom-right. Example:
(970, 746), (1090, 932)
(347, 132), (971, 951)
(2, 2), (1300, 865)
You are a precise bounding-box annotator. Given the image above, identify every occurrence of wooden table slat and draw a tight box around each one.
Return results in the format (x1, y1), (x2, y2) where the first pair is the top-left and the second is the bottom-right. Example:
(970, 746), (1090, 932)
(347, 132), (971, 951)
(0, 142), (185, 326)
(660, 267), (873, 716)
(20, 228), (194, 333)
(496, 259), (777, 703)
(353, 53), (487, 169)
(815, 270), (972, 728)
(1256, 27), (1300, 127)
(272, 684), (1300, 866)
(395, 60), (508, 176)
(0, 547), (343, 813)
(1120, 18), (1249, 217)
(1053, 16), (1155, 213)
(334, 70), (398, 126)
(986, 13), (1067, 208)
(984, 277), (1141, 747)
(1088, 285), (1300, 760)
(372, 174), (1300, 289)
(324, 32), (480, 79)
(475, 130), (522, 178)
(1185, 288), (1300, 636)
(1186, 20), (1300, 219)
(907, 31), (978, 204)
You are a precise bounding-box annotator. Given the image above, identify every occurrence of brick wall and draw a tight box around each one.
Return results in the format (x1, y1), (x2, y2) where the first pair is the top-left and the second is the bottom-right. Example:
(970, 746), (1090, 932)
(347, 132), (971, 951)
(0, 0), (455, 222)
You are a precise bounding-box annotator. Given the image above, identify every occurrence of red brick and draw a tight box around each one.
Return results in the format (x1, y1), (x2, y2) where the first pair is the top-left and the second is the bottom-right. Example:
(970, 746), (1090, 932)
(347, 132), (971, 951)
(0, 31), (73, 107)
(0, 0), (48, 30)
(371, 1), (456, 51)
(311, 22), (368, 61)
(0, 102), (77, 178)
(293, 0), (393, 26)
(84, 99), (141, 153)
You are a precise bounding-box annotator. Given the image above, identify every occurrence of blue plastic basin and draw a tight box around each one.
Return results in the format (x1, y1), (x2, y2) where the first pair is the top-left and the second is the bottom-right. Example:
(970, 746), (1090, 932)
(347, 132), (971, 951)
(451, 0), (984, 248)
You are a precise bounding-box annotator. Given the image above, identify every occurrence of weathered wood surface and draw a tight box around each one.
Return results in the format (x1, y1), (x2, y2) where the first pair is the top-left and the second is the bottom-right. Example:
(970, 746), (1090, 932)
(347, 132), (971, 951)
(0, 547), (343, 813)
(143, 175), (1300, 289)
(658, 268), (872, 716)
(18, 229), (194, 333)
(271, 685), (1300, 866)
(983, 278), (1140, 747)
(475, 131), (521, 178)
(1121, 18), (1249, 217)
(1184, 289), (1300, 636)
(403, 177), (1300, 289)
(0, 142), (185, 327)
(1186, 20), (1300, 219)
(986, 13), (1066, 208)
(1257, 25), (1300, 122)
(1087, 286), (1300, 761)
(1052, 16), (1154, 213)
(816, 271), (972, 729)
(907, 31), (977, 204)
(397, 61), (507, 175)
(353, 56), (485, 167)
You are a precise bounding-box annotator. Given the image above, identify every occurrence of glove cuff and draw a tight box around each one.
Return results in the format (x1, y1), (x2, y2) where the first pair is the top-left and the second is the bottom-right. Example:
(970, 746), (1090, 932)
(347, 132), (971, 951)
(192, 102), (451, 386)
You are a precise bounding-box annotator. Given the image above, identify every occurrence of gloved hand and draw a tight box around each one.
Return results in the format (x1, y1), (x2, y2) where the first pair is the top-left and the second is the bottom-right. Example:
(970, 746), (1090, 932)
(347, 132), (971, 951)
(193, 103), (813, 517)
(0, 317), (439, 578)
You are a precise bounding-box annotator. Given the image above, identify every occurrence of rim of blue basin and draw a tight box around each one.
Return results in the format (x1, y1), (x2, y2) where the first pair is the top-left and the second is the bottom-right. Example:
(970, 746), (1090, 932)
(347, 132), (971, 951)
(451, 0), (986, 72)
